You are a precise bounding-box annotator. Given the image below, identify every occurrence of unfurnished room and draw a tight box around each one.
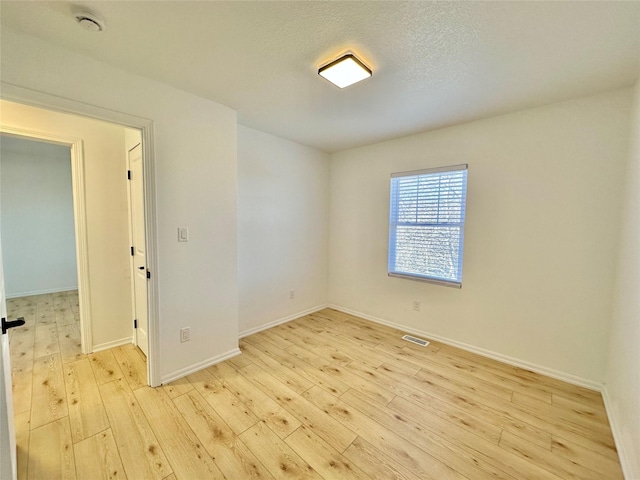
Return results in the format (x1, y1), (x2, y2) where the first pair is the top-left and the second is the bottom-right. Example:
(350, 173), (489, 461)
(0, 1), (638, 479)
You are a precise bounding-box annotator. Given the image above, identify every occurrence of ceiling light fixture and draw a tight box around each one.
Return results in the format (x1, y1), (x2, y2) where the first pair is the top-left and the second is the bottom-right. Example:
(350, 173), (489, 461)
(318, 53), (372, 88)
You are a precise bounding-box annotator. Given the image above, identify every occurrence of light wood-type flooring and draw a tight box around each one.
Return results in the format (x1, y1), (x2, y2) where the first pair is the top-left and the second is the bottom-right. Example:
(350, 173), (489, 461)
(8, 293), (623, 479)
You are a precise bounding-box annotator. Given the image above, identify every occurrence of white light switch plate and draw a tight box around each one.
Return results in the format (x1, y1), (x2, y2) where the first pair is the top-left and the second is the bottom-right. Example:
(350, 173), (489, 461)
(178, 227), (189, 242)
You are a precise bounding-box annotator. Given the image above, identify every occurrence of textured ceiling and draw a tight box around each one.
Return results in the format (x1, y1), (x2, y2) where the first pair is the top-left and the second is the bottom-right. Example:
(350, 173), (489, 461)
(1, 1), (638, 152)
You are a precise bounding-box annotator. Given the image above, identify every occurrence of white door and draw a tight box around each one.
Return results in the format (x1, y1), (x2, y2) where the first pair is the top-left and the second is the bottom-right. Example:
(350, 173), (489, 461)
(128, 144), (148, 357)
(1, 236), (17, 480)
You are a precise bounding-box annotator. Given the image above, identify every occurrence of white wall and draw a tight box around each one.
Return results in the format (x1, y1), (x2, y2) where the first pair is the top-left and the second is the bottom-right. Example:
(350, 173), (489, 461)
(1, 136), (78, 297)
(604, 78), (640, 479)
(1, 101), (133, 349)
(238, 125), (329, 334)
(1, 27), (239, 382)
(329, 89), (632, 385)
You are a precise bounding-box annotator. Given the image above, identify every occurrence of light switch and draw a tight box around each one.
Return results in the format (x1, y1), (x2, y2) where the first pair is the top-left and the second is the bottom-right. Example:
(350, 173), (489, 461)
(178, 227), (189, 242)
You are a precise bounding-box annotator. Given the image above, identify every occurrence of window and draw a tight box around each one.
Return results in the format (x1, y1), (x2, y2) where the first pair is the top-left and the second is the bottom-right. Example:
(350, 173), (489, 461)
(388, 164), (468, 288)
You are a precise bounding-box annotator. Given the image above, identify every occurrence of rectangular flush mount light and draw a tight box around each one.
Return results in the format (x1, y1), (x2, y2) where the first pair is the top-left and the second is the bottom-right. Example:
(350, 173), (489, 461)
(318, 53), (372, 88)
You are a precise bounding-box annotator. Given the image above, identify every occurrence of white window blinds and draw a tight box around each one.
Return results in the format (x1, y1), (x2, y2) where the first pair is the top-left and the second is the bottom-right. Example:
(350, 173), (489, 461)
(388, 164), (468, 287)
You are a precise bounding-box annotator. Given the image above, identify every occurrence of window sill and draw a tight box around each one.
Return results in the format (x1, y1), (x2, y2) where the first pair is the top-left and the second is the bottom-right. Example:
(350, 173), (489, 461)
(388, 272), (462, 289)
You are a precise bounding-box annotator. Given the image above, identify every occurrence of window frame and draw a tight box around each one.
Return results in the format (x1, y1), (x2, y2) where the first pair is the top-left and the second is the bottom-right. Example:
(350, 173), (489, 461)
(388, 164), (468, 288)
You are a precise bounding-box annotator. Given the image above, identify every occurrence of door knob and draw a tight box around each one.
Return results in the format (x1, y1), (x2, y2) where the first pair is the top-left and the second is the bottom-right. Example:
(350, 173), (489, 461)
(138, 266), (145, 270)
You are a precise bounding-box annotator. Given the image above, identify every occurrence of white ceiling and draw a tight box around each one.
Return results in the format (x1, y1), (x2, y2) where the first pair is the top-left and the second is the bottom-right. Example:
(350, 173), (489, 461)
(1, 1), (638, 153)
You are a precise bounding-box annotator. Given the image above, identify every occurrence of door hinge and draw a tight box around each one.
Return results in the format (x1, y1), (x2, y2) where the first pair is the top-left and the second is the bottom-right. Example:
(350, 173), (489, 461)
(134, 319), (137, 329)
(146, 270), (151, 280)
(130, 246), (134, 256)
(127, 170), (131, 180)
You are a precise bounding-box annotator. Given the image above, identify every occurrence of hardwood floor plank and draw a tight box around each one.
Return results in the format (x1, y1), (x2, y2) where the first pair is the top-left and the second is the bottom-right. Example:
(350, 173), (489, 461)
(277, 328), (354, 366)
(415, 348), (554, 403)
(31, 353), (68, 429)
(318, 309), (446, 353)
(240, 363), (358, 452)
(34, 322), (60, 358)
(388, 393), (502, 445)
(57, 324), (83, 364)
(15, 411), (30, 480)
(74, 429), (126, 480)
(9, 325), (35, 371)
(56, 310), (78, 328)
(112, 344), (147, 390)
(308, 313), (381, 348)
(381, 392), (564, 480)
(414, 364), (615, 451)
(374, 336), (443, 360)
(343, 436), (422, 480)
(551, 394), (609, 422)
(11, 363), (33, 415)
(551, 435), (624, 479)
(279, 318), (327, 336)
(28, 417), (76, 480)
(240, 341), (314, 394)
(286, 345), (395, 406)
(187, 366), (260, 435)
(284, 342), (340, 369)
(302, 386), (466, 480)
(285, 425), (369, 479)
(64, 358), (109, 443)
(317, 329), (427, 377)
(160, 376), (194, 399)
(340, 388), (519, 480)
(512, 391), (612, 435)
(205, 362), (301, 439)
(225, 353), (254, 370)
(173, 389), (274, 479)
(135, 386), (226, 479)
(239, 422), (322, 480)
(36, 298), (55, 325)
(89, 349), (124, 385)
(436, 346), (604, 407)
(252, 329), (295, 350)
(414, 366), (515, 406)
(100, 378), (172, 480)
(243, 337), (350, 396)
(417, 361), (515, 401)
(373, 359), (555, 449)
(499, 430), (607, 480)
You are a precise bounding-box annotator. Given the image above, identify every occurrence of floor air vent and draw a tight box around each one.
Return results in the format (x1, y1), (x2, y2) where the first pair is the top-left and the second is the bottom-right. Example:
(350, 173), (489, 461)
(402, 335), (429, 347)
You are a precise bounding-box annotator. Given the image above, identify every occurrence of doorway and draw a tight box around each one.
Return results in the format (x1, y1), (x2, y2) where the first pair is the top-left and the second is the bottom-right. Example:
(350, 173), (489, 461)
(0, 136), (77, 302)
(0, 127), (92, 358)
(0, 95), (158, 387)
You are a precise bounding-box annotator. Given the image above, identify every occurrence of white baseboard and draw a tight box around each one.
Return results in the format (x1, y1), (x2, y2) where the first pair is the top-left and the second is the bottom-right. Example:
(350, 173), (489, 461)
(92, 336), (132, 353)
(160, 348), (242, 385)
(239, 304), (329, 339)
(6, 286), (78, 299)
(601, 386), (634, 480)
(327, 304), (603, 392)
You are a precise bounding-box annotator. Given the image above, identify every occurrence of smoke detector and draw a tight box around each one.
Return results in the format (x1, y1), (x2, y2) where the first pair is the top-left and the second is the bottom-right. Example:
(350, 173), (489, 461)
(74, 11), (106, 32)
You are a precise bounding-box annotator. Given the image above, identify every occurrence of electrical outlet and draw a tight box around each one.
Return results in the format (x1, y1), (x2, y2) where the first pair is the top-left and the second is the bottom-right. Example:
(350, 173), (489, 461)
(289, 289), (295, 300)
(412, 300), (421, 311)
(180, 327), (190, 342)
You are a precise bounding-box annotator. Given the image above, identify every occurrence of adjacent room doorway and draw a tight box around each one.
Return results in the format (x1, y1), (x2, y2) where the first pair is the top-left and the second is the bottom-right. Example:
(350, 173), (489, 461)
(0, 94), (158, 387)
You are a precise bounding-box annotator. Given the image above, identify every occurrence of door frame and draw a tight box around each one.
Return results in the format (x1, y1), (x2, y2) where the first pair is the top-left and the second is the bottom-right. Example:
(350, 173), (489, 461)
(1, 82), (161, 387)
